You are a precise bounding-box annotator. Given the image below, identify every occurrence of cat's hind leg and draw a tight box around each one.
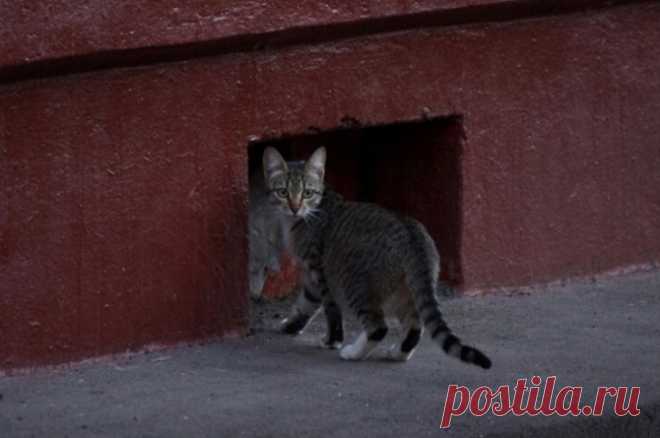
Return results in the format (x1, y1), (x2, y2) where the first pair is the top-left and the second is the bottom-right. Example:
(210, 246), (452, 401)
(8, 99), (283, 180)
(387, 320), (423, 362)
(386, 304), (423, 361)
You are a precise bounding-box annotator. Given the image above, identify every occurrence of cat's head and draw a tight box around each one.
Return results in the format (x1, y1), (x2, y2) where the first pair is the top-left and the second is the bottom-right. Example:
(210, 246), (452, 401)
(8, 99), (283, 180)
(262, 147), (326, 219)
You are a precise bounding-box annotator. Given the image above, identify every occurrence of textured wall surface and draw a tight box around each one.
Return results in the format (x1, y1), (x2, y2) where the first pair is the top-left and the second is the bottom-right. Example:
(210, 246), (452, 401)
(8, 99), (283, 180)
(1, 1), (659, 368)
(1, 1), (639, 76)
(0, 65), (250, 368)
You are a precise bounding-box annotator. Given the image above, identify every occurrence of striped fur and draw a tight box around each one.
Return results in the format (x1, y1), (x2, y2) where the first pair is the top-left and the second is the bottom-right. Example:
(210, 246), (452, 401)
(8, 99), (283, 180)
(263, 147), (491, 369)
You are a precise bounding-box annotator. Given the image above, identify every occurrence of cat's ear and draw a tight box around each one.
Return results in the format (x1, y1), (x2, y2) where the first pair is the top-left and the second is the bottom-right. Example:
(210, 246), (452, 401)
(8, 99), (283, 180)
(305, 147), (326, 181)
(263, 147), (288, 181)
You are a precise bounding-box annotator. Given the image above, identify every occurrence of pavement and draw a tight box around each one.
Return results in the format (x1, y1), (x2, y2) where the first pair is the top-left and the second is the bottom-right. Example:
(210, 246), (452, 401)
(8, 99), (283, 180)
(1, 270), (659, 438)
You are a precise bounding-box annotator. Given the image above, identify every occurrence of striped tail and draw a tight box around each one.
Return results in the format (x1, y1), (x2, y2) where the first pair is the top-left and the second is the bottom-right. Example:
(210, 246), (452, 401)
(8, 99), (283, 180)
(403, 220), (492, 369)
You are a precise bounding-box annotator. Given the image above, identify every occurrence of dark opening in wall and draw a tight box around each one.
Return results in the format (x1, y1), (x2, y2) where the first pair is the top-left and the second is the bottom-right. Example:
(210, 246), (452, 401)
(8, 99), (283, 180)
(248, 116), (465, 296)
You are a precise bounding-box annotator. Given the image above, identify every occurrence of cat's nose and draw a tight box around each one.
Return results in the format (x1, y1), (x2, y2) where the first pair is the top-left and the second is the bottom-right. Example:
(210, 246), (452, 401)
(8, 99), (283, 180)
(288, 201), (301, 214)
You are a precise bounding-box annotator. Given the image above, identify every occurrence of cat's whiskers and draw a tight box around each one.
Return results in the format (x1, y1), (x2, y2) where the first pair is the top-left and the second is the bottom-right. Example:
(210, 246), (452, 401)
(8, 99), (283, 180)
(303, 206), (325, 223)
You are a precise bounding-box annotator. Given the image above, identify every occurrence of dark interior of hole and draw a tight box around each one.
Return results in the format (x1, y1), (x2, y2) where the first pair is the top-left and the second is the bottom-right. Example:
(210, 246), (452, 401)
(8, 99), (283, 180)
(248, 116), (464, 286)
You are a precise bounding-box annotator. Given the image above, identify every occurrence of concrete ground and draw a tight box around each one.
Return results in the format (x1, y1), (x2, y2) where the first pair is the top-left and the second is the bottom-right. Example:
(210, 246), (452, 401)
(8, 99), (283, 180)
(1, 270), (659, 438)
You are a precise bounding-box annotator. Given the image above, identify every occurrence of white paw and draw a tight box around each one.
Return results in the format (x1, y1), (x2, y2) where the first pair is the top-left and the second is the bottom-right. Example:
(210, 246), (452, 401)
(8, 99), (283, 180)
(340, 343), (365, 360)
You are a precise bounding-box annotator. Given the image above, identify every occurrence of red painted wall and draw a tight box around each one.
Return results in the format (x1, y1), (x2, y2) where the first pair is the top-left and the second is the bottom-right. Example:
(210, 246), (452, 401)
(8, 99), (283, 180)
(0, 73), (249, 368)
(1, 0), (636, 79)
(2, 1), (659, 368)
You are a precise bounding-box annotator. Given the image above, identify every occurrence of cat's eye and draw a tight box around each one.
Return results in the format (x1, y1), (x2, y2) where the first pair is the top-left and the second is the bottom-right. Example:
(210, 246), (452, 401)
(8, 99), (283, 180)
(275, 189), (288, 198)
(303, 189), (315, 199)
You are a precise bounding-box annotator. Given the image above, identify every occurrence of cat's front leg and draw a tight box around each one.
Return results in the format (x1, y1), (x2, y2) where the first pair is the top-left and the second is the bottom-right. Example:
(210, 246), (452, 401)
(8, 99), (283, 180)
(309, 264), (343, 348)
(280, 287), (322, 335)
(319, 297), (343, 349)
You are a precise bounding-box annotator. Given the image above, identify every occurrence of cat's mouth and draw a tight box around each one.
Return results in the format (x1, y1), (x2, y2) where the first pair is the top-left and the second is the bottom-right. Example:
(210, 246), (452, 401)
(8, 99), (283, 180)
(283, 209), (303, 219)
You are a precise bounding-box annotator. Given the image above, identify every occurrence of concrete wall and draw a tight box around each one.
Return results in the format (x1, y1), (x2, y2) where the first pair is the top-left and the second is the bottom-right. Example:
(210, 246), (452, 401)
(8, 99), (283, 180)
(1, 0), (659, 369)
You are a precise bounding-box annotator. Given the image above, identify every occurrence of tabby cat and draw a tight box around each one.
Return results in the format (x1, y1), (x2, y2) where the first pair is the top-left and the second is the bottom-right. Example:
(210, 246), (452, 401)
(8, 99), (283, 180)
(263, 146), (491, 368)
